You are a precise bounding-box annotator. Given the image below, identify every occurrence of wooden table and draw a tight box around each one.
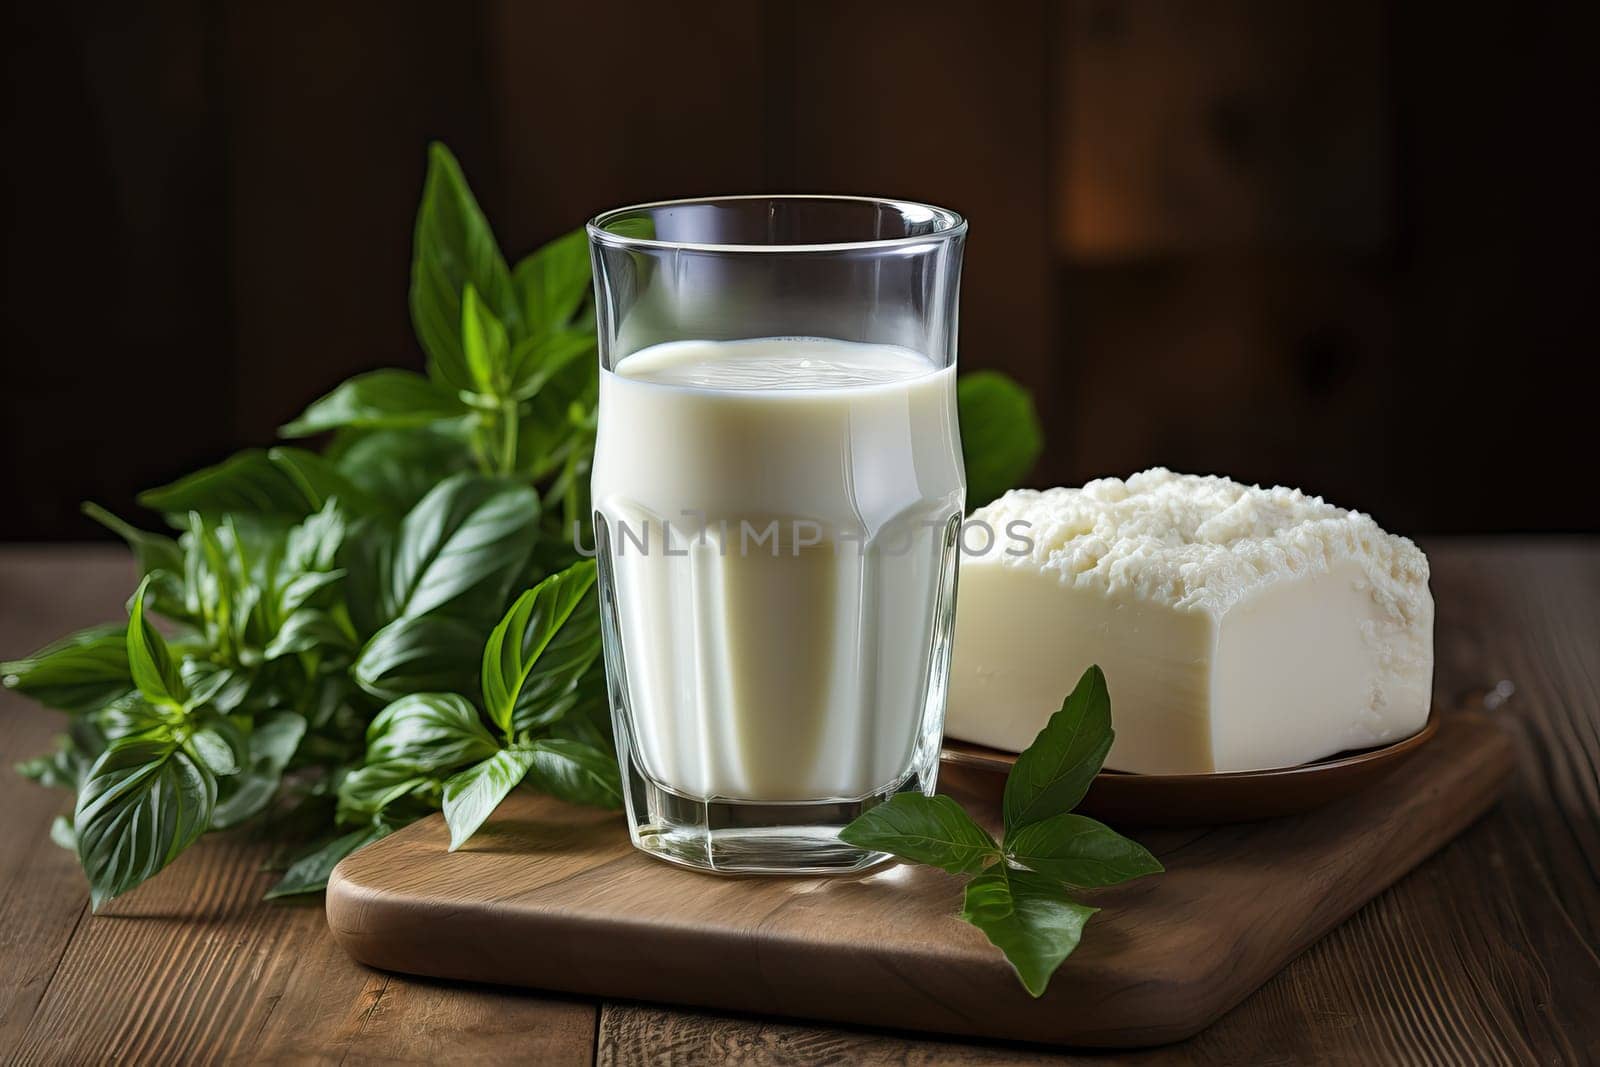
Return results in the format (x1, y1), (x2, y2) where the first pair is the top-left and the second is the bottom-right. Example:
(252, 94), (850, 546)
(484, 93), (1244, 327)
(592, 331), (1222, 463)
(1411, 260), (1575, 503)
(2, 541), (1596, 1064)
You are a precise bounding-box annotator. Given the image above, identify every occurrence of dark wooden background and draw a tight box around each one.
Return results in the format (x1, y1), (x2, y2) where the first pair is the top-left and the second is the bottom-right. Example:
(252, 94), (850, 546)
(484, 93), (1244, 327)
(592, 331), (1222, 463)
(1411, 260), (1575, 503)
(3, 0), (1595, 540)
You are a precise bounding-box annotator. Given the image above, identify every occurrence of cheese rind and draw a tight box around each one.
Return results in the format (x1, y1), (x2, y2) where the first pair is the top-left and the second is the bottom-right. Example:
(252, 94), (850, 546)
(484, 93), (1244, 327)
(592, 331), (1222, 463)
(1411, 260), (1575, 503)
(946, 469), (1434, 773)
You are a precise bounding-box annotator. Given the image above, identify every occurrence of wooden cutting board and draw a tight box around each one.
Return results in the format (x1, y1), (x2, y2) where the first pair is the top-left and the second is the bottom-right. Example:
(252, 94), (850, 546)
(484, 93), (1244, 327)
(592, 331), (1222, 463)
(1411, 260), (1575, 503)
(326, 712), (1512, 1049)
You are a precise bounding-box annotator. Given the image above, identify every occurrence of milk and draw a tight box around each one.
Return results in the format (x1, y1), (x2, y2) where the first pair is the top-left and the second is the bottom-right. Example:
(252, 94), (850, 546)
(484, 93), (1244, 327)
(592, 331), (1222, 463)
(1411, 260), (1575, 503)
(591, 338), (965, 802)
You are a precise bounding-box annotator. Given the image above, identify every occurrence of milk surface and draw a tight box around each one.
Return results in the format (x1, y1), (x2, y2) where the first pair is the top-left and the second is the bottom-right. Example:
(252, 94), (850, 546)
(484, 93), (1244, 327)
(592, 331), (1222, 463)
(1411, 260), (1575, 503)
(592, 338), (965, 801)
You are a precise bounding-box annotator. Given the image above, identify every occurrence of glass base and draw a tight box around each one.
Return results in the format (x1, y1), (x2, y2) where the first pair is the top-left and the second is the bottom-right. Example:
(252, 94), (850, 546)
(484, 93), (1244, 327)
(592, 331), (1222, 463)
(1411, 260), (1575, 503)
(620, 752), (927, 875)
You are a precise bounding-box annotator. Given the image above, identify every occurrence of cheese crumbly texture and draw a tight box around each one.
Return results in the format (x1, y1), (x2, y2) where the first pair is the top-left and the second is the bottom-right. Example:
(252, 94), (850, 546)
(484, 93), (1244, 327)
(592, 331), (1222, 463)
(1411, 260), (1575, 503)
(947, 469), (1434, 773)
(975, 469), (1430, 618)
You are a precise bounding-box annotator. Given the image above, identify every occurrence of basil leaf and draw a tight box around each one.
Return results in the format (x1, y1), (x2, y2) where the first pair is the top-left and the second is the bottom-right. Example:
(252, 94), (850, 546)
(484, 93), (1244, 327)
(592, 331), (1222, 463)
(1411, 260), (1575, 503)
(461, 284), (511, 395)
(266, 447), (390, 520)
(95, 694), (175, 743)
(511, 227), (589, 337)
(960, 865), (1097, 997)
(213, 712), (307, 829)
(281, 498), (346, 576)
(958, 370), (1043, 507)
(1002, 665), (1113, 833)
(17, 752), (74, 790)
(264, 825), (387, 899)
(276, 571), (346, 620)
(411, 143), (518, 393)
(522, 738), (622, 809)
(442, 746), (538, 850)
(81, 504), (182, 574)
(838, 793), (999, 875)
(516, 346), (598, 479)
(1005, 812), (1163, 888)
(507, 330), (596, 402)
(74, 738), (217, 909)
(540, 663), (612, 752)
(16, 737), (94, 791)
(337, 760), (435, 823)
(280, 369), (469, 438)
(544, 692), (613, 752)
(385, 473), (539, 624)
(2, 624), (132, 714)
(264, 609), (354, 661)
(180, 661), (252, 714)
(141, 450), (311, 517)
(183, 713), (243, 780)
(127, 576), (189, 710)
(480, 560), (598, 738)
(333, 429), (474, 516)
(82, 504), (188, 619)
(365, 693), (498, 772)
(352, 614), (485, 702)
(343, 519), (395, 640)
(140, 448), (375, 519)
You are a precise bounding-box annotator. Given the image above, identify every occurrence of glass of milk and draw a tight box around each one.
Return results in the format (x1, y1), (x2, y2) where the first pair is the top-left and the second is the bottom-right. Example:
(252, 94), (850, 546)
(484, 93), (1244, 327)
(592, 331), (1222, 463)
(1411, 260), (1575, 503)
(587, 196), (967, 873)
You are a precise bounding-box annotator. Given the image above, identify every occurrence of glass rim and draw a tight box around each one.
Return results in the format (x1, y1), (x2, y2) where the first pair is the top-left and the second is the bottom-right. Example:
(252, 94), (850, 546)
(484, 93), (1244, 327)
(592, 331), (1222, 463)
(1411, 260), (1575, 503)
(587, 193), (967, 254)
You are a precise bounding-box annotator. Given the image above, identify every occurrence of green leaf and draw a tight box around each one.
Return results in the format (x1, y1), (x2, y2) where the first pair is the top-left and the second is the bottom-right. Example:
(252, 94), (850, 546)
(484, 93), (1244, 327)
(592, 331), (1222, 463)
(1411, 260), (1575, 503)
(17, 736), (94, 791)
(280, 369), (469, 437)
(516, 348), (598, 479)
(337, 761), (435, 823)
(266, 447), (390, 520)
(481, 560), (599, 738)
(838, 793), (999, 875)
(441, 746), (537, 850)
(139, 448), (377, 519)
(82, 503), (188, 618)
(461, 284), (511, 395)
(385, 473), (540, 625)
(185, 713), (246, 777)
(127, 576), (189, 710)
(333, 428), (474, 516)
(264, 825), (387, 899)
(1005, 812), (1163, 888)
(283, 499), (345, 574)
(410, 143), (518, 393)
(342, 520), (395, 643)
(82, 503), (182, 573)
(352, 614), (485, 703)
(213, 712), (307, 829)
(180, 661), (252, 714)
(51, 815), (76, 851)
(958, 371), (1043, 507)
(1002, 665), (1113, 833)
(507, 330), (596, 402)
(74, 738), (217, 909)
(543, 670), (613, 753)
(141, 450), (309, 517)
(365, 693), (498, 772)
(521, 738), (622, 809)
(263, 609), (354, 660)
(2, 624), (132, 714)
(277, 570), (346, 621)
(95, 694), (175, 743)
(511, 227), (589, 337)
(960, 865), (1097, 997)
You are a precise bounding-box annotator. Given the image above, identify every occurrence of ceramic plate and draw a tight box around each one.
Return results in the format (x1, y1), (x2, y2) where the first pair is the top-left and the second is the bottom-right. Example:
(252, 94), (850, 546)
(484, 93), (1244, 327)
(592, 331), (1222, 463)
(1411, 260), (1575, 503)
(939, 707), (1442, 826)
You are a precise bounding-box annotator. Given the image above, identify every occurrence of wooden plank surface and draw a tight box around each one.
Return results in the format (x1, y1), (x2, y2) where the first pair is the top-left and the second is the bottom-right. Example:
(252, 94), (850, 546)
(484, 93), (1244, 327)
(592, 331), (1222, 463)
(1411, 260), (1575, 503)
(0, 541), (1596, 1062)
(326, 711), (1511, 1048)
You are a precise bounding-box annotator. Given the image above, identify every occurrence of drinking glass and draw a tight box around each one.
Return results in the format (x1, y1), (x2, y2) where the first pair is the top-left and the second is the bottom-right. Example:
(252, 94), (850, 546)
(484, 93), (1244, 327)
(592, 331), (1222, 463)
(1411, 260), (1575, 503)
(587, 196), (967, 873)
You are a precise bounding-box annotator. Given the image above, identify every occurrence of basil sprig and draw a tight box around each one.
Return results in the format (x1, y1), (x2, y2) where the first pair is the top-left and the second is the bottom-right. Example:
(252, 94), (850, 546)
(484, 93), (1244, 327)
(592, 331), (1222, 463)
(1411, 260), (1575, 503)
(3, 140), (1044, 910)
(840, 666), (1162, 996)
(353, 559), (617, 852)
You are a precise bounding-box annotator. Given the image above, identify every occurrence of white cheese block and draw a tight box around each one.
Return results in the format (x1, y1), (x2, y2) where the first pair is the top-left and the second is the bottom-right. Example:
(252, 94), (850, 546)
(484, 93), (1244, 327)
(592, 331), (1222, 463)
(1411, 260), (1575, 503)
(946, 469), (1434, 773)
